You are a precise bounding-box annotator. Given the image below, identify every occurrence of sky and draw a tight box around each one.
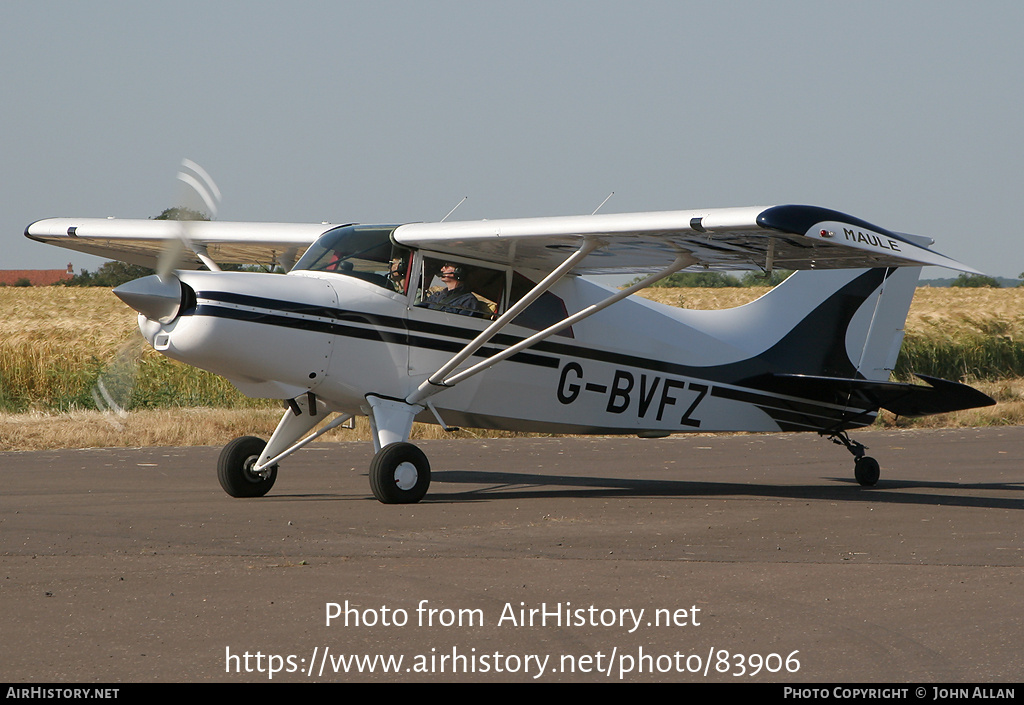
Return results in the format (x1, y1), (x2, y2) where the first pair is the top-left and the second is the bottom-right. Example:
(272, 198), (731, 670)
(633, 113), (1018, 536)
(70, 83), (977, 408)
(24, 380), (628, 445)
(4, 0), (1023, 278)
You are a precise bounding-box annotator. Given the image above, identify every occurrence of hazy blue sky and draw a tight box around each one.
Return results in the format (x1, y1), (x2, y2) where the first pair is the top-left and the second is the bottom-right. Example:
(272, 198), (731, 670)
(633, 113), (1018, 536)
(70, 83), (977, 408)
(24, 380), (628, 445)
(5, 1), (1022, 277)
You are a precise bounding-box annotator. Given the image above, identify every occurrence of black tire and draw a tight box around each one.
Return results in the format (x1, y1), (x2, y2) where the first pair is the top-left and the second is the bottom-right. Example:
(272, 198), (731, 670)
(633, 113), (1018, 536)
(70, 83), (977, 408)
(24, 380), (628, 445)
(369, 442), (430, 504)
(218, 436), (278, 498)
(854, 456), (880, 487)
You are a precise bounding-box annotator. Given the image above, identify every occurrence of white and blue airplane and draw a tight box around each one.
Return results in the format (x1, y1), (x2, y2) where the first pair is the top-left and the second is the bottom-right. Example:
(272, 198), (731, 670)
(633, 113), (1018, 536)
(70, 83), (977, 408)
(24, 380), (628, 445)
(26, 201), (994, 503)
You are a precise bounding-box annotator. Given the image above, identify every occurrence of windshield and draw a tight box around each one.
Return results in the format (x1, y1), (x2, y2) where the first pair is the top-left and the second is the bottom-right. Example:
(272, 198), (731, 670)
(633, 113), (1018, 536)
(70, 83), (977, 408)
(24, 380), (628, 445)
(293, 224), (407, 291)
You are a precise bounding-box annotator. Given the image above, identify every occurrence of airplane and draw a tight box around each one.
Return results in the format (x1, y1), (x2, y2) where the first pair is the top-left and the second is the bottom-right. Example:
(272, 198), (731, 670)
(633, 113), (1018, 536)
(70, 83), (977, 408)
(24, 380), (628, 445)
(25, 201), (996, 503)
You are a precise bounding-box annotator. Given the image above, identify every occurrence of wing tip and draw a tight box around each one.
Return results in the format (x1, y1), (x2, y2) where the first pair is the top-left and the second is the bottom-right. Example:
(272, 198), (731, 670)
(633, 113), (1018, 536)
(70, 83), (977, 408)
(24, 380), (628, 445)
(758, 205), (981, 274)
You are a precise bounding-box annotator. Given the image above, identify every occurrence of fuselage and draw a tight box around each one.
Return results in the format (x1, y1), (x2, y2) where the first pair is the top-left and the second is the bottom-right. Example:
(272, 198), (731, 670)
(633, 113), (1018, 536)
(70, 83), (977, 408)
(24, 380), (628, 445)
(135, 254), (911, 436)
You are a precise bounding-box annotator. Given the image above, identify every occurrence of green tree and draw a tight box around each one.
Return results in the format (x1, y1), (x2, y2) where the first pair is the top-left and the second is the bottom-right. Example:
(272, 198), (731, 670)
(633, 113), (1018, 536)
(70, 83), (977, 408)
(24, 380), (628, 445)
(67, 261), (156, 287)
(637, 269), (794, 288)
(649, 271), (743, 288)
(950, 273), (1001, 288)
(154, 206), (208, 221)
(740, 270), (793, 287)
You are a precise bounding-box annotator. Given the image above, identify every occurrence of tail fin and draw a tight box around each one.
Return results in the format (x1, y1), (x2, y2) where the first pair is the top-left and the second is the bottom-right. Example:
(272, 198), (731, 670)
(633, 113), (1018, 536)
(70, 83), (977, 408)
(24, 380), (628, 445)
(689, 264), (919, 382)
(755, 265), (919, 381)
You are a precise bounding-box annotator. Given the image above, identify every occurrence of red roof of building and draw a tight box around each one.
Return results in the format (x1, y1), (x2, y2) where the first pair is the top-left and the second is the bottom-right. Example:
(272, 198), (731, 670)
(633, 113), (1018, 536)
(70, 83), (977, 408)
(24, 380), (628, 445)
(0, 265), (75, 286)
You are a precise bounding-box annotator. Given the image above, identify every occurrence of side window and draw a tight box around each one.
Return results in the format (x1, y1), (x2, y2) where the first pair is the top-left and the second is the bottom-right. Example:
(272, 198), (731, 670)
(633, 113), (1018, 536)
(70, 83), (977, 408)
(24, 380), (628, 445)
(416, 258), (504, 319)
(509, 272), (573, 337)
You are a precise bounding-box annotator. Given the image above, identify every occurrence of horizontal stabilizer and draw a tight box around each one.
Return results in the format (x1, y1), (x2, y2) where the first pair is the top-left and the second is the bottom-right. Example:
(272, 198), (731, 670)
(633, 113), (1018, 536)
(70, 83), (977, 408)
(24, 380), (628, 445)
(745, 373), (995, 418)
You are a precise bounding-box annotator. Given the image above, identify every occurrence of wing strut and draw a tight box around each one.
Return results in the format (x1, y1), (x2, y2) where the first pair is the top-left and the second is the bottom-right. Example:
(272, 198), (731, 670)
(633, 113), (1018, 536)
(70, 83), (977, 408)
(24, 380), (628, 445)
(190, 244), (222, 272)
(405, 243), (696, 406)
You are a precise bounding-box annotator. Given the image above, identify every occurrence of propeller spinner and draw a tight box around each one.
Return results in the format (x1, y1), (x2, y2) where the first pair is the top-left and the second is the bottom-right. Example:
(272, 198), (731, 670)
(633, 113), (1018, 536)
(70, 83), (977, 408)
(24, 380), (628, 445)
(112, 274), (191, 323)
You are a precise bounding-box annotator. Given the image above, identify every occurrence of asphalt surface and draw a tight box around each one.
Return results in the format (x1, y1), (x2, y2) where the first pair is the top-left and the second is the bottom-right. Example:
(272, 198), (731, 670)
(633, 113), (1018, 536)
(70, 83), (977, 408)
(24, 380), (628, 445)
(2, 428), (1022, 683)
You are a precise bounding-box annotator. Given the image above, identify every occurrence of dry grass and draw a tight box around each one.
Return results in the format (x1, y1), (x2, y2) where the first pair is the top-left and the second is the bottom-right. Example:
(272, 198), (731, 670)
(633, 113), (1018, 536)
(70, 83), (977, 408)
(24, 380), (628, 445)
(0, 287), (137, 349)
(637, 286), (771, 310)
(0, 288), (266, 411)
(905, 287), (1024, 338)
(4, 382), (1021, 451)
(0, 407), (284, 452)
(0, 407), (535, 452)
(1, 288), (138, 411)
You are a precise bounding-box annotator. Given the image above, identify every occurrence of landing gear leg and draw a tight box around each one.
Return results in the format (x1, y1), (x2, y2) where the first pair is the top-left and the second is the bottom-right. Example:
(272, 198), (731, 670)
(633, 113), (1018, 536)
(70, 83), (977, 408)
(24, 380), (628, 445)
(826, 430), (880, 487)
(216, 394), (355, 499)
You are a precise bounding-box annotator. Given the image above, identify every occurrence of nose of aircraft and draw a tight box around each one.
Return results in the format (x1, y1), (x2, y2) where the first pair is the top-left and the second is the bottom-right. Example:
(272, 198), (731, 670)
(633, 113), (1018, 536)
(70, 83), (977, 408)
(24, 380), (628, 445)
(113, 274), (188, 323)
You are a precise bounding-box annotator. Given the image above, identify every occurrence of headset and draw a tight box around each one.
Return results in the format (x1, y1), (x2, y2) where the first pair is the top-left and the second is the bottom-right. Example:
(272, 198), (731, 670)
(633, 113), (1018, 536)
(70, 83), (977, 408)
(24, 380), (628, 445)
(441, 263), (463, 281)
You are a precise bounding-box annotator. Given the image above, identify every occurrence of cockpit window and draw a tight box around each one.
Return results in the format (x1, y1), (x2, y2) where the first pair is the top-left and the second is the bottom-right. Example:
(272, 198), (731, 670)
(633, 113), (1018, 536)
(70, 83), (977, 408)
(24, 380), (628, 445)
(416, 257), (503, 319)
(293, 224), (408, 292)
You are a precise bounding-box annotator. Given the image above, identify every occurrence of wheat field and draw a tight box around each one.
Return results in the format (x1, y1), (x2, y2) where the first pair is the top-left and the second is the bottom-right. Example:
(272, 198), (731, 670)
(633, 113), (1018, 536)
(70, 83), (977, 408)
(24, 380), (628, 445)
(639, 285), (1024, 339)
(2, 285), (1023, 451)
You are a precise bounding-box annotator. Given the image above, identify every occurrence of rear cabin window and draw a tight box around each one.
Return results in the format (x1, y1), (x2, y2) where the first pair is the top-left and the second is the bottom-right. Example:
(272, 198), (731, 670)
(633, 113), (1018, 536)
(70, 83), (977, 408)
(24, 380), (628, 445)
(509, 272), (573, 338)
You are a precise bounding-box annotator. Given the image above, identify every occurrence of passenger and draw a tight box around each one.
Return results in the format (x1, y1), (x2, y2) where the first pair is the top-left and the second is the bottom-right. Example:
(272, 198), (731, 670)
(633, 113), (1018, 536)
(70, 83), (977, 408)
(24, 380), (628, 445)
(388, 255), (407, 293)
(419, 263), (486, 317)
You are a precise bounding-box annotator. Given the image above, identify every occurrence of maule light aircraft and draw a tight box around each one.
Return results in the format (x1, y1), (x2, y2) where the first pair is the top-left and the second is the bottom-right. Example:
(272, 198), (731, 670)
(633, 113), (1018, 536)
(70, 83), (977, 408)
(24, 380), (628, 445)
(26, 168), (994, 503)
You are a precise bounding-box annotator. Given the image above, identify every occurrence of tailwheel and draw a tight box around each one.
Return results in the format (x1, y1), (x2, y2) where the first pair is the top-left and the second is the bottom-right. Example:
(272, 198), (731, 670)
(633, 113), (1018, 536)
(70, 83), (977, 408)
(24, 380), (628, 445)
(854, 456), (880, 487)
(369, 442), (430, 504)
(825, 430), (881, 488)
(218, 436), (278, 498)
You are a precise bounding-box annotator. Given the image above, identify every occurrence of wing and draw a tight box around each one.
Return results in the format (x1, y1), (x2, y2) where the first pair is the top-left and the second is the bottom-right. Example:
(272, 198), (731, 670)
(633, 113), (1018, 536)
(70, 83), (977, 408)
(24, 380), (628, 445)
(25, 218), (337, 270)
(393, 204), (981, 275)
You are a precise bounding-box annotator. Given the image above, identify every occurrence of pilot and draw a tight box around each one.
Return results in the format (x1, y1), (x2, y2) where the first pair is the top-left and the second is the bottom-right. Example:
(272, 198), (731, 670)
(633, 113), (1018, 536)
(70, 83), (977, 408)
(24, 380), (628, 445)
(419, 263), (486, 317)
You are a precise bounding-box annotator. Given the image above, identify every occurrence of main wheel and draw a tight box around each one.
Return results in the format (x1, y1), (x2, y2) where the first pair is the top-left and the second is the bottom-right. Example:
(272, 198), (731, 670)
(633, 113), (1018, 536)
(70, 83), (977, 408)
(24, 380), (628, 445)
(218, 436), (278, 498)
(369, 442), (430, 504)
(854, 456), (880, 487)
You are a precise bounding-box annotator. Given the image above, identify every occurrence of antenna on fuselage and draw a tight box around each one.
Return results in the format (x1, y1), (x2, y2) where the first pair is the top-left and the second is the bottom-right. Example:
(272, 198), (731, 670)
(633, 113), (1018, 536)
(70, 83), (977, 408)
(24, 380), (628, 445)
(591, 192), (614, 215)
(441, 196), (468, 222)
